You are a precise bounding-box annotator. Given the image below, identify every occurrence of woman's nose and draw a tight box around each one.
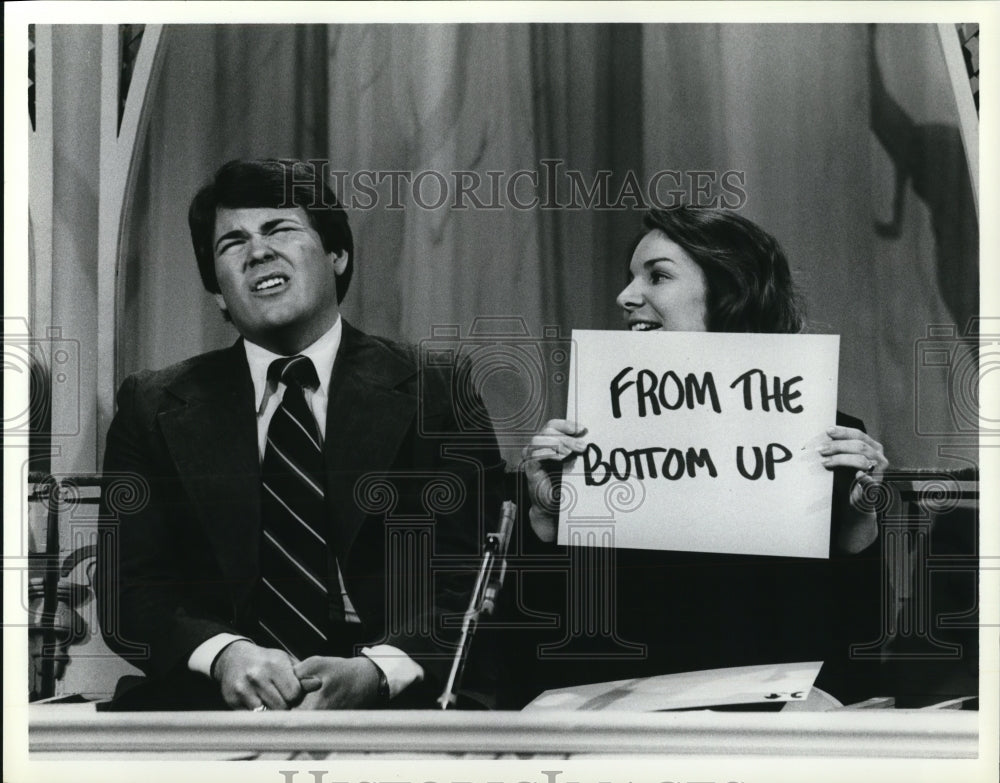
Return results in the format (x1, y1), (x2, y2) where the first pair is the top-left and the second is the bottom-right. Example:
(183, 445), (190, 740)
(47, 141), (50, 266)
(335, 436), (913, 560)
(616, 279), (642, 310)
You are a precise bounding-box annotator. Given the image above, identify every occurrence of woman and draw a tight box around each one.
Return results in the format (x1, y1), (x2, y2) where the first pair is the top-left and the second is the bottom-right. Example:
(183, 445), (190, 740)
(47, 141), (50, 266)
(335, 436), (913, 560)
(507, 207), (889, 707)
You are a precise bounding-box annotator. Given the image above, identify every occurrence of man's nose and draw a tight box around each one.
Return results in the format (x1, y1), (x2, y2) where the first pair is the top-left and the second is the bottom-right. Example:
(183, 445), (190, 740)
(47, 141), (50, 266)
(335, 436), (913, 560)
(616, 280), (642, 310)
(246, 233), (275, 265)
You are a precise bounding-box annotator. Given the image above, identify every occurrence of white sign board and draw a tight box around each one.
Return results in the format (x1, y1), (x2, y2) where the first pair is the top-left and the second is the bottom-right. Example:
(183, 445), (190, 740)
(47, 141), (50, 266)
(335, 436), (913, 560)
(559, 330), (840, 558)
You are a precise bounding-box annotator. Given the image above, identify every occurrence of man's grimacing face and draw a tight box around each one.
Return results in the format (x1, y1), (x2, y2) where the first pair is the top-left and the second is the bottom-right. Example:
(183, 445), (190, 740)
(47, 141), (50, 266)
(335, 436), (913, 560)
(213, 206), (348, 352)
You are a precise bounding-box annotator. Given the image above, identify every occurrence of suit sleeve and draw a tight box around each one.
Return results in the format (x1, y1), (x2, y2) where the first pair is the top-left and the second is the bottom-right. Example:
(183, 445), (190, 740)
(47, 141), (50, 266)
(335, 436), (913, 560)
(97, 374), (240, 679)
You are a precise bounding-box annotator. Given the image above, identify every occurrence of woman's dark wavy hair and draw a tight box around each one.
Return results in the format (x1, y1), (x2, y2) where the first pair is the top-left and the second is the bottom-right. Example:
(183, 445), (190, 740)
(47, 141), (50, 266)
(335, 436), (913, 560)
(188, 158), (354, 304)
(627, 207), (804, 333)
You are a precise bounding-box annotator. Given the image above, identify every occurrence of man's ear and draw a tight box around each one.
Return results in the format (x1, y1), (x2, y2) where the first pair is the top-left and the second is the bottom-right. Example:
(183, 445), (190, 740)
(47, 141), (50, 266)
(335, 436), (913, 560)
(329, 250), (349, 277)
(213, 293), (233, 324)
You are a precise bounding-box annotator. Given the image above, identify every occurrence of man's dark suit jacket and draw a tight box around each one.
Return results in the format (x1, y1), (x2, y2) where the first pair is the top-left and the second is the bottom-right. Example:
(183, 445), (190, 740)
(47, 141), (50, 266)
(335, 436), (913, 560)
(96, 321), (505, 709)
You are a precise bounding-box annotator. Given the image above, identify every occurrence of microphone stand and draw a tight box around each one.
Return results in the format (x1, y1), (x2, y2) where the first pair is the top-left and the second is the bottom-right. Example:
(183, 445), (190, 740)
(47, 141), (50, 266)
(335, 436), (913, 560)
(438, 501), (516, 709)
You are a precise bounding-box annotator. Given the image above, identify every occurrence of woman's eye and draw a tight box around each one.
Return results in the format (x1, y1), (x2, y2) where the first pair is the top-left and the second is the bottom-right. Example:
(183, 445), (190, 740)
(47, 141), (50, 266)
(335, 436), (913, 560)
(650, 271), (670, 283)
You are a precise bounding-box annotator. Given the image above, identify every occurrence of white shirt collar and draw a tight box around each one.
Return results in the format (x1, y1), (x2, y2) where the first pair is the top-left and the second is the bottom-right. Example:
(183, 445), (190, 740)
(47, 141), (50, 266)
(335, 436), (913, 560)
(243, 315), (343, 411)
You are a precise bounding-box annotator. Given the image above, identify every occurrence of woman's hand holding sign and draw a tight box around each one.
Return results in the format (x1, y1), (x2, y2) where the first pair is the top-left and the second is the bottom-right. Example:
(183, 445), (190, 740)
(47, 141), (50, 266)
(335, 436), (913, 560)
(522, 419), (588, 543)
(819, 425), (889, 486)
(819, 425), (890, 553)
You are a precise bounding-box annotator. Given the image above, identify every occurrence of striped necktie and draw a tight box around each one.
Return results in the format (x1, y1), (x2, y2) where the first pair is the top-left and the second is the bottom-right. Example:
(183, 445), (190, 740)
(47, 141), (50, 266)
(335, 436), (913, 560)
(256, 355), (344, 659)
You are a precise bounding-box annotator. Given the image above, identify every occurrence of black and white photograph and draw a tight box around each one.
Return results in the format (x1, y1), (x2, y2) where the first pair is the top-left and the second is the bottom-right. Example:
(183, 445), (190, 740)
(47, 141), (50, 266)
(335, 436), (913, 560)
(4, 2), (997, 781)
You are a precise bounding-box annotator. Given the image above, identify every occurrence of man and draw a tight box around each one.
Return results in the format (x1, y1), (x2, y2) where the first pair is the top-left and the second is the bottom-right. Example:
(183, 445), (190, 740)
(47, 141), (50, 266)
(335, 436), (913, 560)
(97, 159), (504, 710)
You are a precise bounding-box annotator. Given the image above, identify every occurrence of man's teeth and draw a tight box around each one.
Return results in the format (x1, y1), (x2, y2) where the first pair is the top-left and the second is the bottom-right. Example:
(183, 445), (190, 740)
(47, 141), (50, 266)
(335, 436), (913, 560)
(253, 277), (286, 291)
(630, 323), (661, 331)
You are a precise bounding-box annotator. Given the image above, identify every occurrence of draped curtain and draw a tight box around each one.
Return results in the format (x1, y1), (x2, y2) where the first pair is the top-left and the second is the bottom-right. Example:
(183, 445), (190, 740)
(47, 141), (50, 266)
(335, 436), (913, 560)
(120, 23), (977, 470)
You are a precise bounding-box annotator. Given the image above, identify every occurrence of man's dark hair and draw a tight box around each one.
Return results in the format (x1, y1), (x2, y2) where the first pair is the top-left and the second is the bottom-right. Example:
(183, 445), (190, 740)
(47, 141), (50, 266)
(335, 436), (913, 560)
(188, 159), (354, 303)
(627, 207), (804, 333)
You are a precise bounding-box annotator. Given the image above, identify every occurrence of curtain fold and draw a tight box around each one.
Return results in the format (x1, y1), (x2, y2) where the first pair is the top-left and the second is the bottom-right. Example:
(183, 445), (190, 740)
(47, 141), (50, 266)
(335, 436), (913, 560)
(327, 25), (546, 342)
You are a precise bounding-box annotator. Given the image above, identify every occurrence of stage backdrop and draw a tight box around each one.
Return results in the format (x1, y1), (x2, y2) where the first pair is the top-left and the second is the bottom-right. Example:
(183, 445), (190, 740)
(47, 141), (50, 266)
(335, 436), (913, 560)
(24, 20), (980, 702)
(47, 23), (979, 473)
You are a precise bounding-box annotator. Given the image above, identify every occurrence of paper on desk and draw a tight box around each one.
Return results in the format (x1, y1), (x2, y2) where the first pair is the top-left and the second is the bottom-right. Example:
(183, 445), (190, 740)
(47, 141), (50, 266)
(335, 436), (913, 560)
(523, 661), (823, 712)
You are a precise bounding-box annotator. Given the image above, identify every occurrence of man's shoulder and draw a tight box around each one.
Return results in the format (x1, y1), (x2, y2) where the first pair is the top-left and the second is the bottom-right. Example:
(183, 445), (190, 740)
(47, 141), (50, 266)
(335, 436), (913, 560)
(119, 345), (244, 405)
(358, 330), (421, 369)
(343, 324), (463, 409)
(358, 331), (456, 392)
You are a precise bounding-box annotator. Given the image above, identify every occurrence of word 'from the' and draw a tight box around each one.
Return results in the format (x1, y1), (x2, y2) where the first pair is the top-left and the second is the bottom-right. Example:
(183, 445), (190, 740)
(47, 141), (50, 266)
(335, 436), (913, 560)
(610, 367), (804, 418)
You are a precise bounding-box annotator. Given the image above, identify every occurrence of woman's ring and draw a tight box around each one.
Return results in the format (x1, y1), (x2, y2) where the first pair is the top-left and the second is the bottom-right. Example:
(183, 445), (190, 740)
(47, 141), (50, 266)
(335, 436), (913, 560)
(252, 704), (268, 712)
(865, 459), (877, 473)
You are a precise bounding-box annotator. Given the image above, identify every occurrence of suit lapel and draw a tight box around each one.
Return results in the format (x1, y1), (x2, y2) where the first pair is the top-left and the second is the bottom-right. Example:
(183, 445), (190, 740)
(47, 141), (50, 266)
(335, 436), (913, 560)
(324, 322), (418, 556)
(158, 342), (262, 606)
(154, 326), (418, 603)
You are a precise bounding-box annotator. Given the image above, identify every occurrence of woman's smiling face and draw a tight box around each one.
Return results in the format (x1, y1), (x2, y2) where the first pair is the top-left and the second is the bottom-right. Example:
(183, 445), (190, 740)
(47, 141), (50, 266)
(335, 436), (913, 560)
(616, 229), (709, 333)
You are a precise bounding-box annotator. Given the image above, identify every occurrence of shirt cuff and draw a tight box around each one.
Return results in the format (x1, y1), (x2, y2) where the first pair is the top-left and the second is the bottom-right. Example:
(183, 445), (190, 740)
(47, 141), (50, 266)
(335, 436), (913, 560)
(360, 645), (425, 699)
(188, 633), (252, 677)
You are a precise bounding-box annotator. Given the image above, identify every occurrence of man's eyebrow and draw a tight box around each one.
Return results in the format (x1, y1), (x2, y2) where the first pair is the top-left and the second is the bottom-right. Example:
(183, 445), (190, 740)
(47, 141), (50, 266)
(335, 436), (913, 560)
(214, 229), (246, 251)
(214, 218), (301, 251)
(260, 217), (300, 232)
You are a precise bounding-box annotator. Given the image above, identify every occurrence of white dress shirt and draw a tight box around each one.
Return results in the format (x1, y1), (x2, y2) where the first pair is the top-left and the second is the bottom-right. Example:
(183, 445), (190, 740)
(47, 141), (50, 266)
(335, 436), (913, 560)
(187, 316), (424, 698)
